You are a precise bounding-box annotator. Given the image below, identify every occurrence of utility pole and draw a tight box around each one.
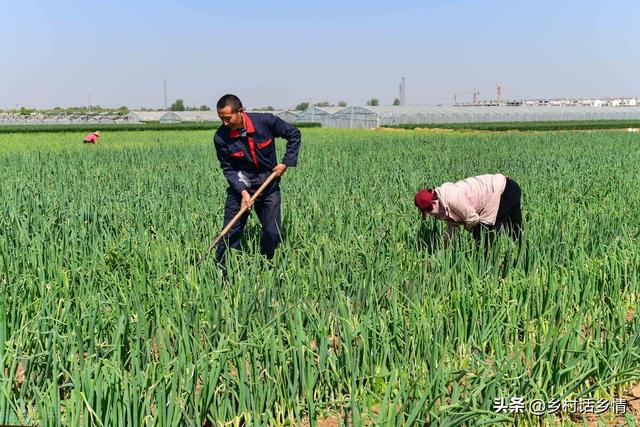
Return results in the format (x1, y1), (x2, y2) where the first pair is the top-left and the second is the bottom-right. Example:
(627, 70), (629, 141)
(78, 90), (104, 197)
(88, 94), (91, 108)
(163, 79), (168, 110)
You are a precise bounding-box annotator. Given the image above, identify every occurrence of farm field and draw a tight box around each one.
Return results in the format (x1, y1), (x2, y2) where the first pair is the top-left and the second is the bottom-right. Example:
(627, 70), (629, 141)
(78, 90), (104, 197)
(0, 128), (639, 426)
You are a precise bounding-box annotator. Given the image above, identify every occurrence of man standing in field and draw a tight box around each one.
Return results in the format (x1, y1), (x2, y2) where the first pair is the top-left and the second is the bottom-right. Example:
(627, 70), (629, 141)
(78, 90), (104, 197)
(414, 174), (522, 247)
(83, 130), (100, 144)
(213, 94), (301, 273)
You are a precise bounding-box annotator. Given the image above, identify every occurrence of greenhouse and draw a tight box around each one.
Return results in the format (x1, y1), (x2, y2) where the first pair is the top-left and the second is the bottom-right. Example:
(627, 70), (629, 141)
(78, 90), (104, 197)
(159, 111), (220, 123)
(127, 111), (167, 123)
(330, 106), (640, 128)
(0, 112), (130, 125)
(246, 110), (299, 123)
(295, 107), (344, 127)
(275, 110), (299, 123)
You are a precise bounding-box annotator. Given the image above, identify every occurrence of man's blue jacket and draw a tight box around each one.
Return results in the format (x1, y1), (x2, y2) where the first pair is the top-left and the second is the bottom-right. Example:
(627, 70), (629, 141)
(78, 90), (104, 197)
(214, 112), (301, 194)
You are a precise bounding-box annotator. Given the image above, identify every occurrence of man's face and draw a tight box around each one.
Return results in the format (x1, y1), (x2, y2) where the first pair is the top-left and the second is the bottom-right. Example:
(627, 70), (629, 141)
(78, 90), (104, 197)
(217, 106), (245, 129)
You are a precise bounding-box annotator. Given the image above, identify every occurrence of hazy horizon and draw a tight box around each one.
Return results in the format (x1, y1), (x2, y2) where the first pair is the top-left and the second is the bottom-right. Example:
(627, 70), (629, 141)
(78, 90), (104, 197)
(2, 0), (639, 110)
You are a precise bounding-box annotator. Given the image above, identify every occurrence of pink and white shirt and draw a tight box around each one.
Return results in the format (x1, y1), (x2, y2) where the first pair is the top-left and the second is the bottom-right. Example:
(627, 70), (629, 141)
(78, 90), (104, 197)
(430, 174), (507, 231)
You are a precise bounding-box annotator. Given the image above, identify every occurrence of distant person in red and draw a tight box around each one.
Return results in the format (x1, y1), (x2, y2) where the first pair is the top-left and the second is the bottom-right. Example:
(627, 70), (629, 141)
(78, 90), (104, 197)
(83, 131), (100, 144)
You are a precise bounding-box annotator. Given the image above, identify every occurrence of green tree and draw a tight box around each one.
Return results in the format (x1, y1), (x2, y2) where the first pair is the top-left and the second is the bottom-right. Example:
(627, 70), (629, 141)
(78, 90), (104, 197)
(338, 101), (347, 107)
(314, 101), (332, 107)
(367, 98), (379, 106)
(199, 105), (211, 111)
(393, 98), (401, 106)
(170, 99), (185, 111)
(294, 102), (310, 111)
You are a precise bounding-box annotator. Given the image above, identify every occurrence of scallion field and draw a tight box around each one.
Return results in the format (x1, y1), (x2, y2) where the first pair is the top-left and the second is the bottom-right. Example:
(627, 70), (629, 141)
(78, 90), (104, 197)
(1, 128), (639, 426)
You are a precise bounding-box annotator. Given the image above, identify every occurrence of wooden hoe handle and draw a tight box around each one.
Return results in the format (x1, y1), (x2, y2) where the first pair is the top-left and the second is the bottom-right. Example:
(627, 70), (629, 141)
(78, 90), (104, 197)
(195, 171), (280, 268)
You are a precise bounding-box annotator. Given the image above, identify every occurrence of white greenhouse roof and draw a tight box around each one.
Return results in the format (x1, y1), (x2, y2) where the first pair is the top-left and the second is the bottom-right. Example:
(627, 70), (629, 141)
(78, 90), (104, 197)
(336, 105), (640, 116)
(327, 105), (640, 128)
(159, 111), (221, 123)
(128, 111), (167, 122)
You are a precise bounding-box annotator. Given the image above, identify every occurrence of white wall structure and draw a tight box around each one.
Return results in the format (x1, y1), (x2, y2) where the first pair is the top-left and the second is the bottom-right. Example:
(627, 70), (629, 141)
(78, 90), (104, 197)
(159, 111), (221, 123)
(330, 106), (640, 128)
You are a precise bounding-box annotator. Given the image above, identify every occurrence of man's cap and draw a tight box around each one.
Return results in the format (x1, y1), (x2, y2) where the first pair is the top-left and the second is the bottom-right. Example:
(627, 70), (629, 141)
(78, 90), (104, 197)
(94, 131), (100, 136)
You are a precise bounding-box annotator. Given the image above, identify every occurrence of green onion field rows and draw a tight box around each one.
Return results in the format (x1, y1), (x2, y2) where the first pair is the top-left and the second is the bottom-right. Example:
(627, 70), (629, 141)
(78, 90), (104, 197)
(0, 128), (639, 425)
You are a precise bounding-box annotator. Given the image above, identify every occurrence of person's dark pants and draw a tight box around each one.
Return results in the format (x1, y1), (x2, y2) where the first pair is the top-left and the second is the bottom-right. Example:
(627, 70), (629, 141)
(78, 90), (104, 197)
(472, 178), (522, 245)
(214, 186), (282, 274)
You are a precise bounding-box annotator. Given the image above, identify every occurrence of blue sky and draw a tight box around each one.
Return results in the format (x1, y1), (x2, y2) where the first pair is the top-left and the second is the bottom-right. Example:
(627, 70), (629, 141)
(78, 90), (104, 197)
(1, 0), (638, 109)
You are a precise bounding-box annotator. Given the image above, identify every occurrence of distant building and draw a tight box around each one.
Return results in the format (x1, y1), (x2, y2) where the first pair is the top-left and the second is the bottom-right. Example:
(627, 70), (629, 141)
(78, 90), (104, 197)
(458, 96), (639, 108)
(620, 98), (638, 106)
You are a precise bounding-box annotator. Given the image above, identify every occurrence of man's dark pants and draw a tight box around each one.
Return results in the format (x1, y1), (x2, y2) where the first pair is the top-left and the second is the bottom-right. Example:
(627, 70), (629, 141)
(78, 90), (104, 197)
(215, 185), (282, 272)
(472, 178), (523, 245)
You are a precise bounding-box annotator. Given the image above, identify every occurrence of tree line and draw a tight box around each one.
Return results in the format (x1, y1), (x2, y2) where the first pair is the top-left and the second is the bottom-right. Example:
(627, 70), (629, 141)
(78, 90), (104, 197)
(3, 97), (405, 115)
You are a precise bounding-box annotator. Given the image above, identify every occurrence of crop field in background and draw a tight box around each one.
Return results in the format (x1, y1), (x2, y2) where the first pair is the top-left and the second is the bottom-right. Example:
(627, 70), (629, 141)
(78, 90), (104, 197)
(385, 120), (640, 131)
(0, 128), (639, 426)
(0, 122), (320, 135)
